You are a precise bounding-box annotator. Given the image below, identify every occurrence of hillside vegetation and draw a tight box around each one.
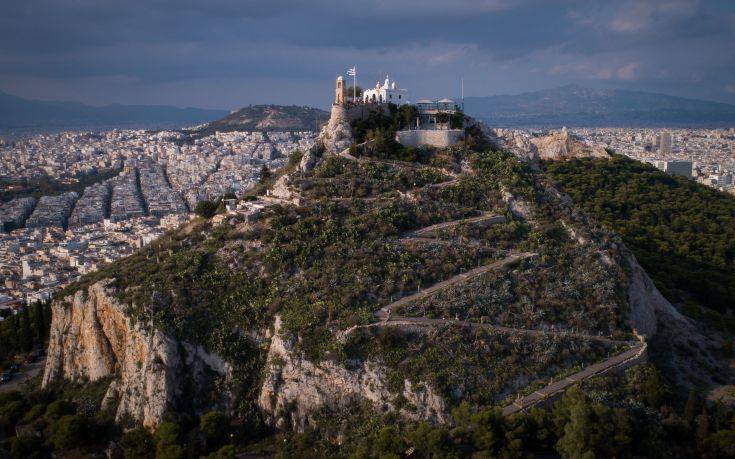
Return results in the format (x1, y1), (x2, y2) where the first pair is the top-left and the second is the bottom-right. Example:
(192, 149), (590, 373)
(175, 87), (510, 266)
(195, 105), (328, 135)
(544, 155), (735, 330)
(3, 142), (735, 458)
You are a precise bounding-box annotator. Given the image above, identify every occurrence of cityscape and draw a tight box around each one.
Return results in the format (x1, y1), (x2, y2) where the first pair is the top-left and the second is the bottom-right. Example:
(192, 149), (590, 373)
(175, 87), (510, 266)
(1, 0), (734, 457)
(0, 129), (316, 309)
(573, 127), (735, 190)
(3, 124), (733, 312)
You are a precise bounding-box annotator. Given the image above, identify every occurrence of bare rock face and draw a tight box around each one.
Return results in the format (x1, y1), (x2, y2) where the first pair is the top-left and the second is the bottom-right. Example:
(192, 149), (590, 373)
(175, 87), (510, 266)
(258, 317), (451, 431)
(269, 174), (301, 205)
(43, 281), (232, 428)
(320, 105), (354, 154)
(622, 248), (672, 339)
(501, 189), (535, 222)
(299, 148), (319, 173)
(530, 128), (610, 161)
(487, 128), (540, 162)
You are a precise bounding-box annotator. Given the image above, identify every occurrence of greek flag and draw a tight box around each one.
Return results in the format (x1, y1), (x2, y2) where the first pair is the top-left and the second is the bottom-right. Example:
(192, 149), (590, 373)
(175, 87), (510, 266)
(347, 67), (356, 76)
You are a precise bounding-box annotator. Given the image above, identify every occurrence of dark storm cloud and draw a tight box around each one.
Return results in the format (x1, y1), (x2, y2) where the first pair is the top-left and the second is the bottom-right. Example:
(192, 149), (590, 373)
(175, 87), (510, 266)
(1, 0), (733, 108)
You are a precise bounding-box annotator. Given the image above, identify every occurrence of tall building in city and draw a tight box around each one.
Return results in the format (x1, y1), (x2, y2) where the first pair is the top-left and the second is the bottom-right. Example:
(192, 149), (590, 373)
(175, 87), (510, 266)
(664, 160), (692, 178)
(659, 131), (672, 155)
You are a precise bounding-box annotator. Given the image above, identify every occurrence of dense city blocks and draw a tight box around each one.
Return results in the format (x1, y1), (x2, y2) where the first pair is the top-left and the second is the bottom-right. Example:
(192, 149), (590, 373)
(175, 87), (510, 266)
(0, 128), (316, 305)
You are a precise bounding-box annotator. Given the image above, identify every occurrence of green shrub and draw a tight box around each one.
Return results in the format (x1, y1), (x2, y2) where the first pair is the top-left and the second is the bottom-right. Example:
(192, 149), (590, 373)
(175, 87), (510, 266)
(195, 200), (220, 219)
(22, 403), (46, 423)
(43, 399), (72, 423)
(0, 400), (25, 429)
(9, 435), (44, 459)
(205, 444), (236, 459)
(155, 421), (184, 459)
(119, 427), (155, 459)
(48, 414), (87, 450)
(200, 411), (230, 451)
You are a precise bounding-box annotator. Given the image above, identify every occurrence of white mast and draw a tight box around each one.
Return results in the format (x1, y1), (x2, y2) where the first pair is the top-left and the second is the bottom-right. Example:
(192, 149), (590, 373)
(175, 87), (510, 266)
(461, 77), (464, 109)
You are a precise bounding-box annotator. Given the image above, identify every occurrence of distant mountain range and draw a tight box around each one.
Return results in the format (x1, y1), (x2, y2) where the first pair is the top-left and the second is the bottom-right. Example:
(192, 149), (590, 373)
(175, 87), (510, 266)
(464, 85), (735, 127)
(0, 90), (228, 134)
(4, 85), (734, 135)
(196, 105), (329, 134)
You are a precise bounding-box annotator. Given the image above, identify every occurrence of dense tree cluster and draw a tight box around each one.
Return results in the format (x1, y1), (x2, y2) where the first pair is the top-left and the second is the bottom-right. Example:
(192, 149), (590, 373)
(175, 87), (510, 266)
(544, 156), (735, 327)
(2, 364), (734, 457)
(275, 365), (735, 458)
(23, 144), (735, 457)
(0, 301), (51, 366)
(0, 380), (241, 458)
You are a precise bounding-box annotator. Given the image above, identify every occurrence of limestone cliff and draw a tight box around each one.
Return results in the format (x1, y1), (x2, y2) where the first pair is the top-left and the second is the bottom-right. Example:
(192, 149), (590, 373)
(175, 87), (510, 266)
(487, 127), (609, 162)
(258, 316), (451, 431)
(319, 105), (354, 154)
(530, 128), (610, 161)
(42, 281), (233, 428)
(486, 128), (539, 162)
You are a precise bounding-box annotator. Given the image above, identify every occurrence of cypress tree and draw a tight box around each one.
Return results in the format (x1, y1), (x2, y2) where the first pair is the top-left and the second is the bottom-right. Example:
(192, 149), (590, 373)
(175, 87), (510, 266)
(33, 301), (46, 344)
(44, 301), (52, 338)
(21, 306), (33, 352)
(12, 314), (22, 351)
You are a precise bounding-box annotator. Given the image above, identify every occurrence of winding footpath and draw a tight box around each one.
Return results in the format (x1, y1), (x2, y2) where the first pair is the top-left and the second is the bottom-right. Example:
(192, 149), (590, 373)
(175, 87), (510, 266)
(338, 212), (647, 416)
(408, 212), (506, 237)
(502, 341), (646, 416)
(373, 252), (536, 320)
(321, 155), (648, 415)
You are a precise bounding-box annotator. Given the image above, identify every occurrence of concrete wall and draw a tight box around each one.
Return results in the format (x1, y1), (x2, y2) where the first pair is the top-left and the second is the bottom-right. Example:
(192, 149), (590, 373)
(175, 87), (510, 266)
(342, 104), (390, 122)
(396, 129), (464, 148)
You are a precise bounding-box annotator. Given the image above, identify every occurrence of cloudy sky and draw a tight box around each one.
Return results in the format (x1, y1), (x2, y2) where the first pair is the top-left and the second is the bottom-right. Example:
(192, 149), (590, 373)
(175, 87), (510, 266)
(1, 0), (734, 109)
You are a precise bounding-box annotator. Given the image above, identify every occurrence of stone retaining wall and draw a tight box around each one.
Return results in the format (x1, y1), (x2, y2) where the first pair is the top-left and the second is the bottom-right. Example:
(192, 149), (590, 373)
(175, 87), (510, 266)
(396, 129), (464, 148)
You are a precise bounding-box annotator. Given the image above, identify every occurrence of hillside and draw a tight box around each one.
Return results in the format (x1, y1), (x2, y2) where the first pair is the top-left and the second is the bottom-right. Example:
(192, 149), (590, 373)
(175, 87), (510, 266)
(195, 105), (328, 134)
(0, 90), (227, 133)
(1, 123), (733, 457)
(544, 155), (735, 387)
(464, 85), (735, 127)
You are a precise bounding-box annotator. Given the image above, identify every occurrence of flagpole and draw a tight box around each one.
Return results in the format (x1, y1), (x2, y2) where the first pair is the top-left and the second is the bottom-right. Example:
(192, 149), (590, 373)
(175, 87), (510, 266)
(353, 66), (356, 103)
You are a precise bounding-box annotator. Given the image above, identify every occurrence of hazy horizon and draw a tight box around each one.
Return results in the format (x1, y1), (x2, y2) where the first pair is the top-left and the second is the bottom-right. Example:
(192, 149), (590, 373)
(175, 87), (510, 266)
(4, 82), (735, 113)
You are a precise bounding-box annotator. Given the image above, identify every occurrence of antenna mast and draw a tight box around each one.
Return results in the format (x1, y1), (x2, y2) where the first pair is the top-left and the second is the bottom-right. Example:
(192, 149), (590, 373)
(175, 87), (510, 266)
(461, 77), (464, 109)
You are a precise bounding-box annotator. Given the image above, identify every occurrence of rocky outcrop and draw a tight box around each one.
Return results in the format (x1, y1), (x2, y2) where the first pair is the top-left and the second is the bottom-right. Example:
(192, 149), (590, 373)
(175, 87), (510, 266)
(530, 128), (610, 161)
(299, 147), (320, 173)
(269, 174), (301, 204)
(486, 128), (539, 162)
(622, 248), (671, 339)
(501, 189), (534, 222)
(258, 317), (451, 431)
(43, 281), (233, 428)
(320, 105), (354, 154)
(487, 127), (609, 163)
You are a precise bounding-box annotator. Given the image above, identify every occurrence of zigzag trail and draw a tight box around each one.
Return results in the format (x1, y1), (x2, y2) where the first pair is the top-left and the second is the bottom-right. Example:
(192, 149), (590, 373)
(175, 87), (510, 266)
(314, 152), (647, 416)
(335, 211), (646, 416)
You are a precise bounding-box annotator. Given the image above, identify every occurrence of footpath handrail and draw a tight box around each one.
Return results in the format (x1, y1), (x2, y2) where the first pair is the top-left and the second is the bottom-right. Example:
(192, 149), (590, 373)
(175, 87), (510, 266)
(501, 340), (647, 416)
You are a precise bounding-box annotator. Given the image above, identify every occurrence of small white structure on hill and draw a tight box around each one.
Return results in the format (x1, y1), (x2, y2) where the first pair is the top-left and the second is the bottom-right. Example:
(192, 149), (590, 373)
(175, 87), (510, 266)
(363, 76), (409, 106)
